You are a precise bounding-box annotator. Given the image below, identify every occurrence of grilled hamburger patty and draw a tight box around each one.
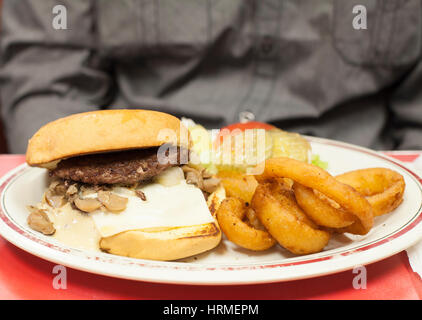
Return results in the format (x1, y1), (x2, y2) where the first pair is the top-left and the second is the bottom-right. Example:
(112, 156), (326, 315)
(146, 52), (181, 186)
(49, 146), (187, 185)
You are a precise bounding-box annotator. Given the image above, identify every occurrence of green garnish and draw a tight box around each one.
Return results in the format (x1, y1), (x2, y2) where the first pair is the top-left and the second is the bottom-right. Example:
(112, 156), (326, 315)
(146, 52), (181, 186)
(311, 154), (329, 170)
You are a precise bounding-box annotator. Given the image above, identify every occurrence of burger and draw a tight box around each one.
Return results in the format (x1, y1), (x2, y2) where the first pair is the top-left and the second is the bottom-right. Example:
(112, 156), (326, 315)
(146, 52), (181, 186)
(25, 109), (225, 261)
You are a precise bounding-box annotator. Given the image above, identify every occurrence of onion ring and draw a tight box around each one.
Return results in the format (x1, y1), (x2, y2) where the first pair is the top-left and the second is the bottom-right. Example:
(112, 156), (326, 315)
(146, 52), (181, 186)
(293, 183), (356, 228)
(257, 157), (374, 234)
(336, 168), (405, 217)
(245, 206), (266, 231)
(217, 171), (258, 204)
(251, 183), (330, 255)
(216, 197), (276, 251)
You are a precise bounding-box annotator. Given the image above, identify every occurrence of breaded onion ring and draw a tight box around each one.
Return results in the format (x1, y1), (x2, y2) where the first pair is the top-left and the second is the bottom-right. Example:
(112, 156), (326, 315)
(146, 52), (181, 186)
(257, 157), (374, 234)
(216, 197), (276, 251)
(252, 183), (331, 255)
(336, 168), (405, 217)
(293, 183), (356, 228)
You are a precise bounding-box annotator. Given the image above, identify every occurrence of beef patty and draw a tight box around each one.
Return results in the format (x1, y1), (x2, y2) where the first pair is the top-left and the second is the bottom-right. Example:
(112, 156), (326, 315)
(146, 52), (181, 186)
(50, 146), (188, 185)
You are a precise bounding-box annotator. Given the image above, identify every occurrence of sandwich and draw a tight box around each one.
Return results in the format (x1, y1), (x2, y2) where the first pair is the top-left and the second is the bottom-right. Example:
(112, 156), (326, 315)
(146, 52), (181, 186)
(25, 109), (225, 261)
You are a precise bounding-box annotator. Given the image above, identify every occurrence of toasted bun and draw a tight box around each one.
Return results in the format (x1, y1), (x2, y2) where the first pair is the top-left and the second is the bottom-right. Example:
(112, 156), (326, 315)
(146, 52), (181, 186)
(99, 184), (226, 261)
(100, 223), (221, 261)
(26, 109), (189, 167)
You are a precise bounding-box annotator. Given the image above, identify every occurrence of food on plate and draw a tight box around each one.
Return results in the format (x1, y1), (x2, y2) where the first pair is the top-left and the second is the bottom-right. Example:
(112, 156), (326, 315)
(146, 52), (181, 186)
(26, 205), (56, 235)
(336, 168), (405, 217)
(49, 148), (187, 185)
(181, 165), (221, 196)
(269, 129), (311, 163)
(216, 170), (258, 204)
(310, 154), (329, 169)
(181, 119), (312, 175)
(25, 109), (225, 261)
(215, 121), (276, 146)
(293, 183), (356, 228)
(251, 182), (331, 254)
(216, 197), (276, 251)
(257, 157), (374, 235)
(24, 110), (407, 259)
(214, 122), (311, 173)
(181, 120), (218, 175)
(221, 158), (405, 254)
(182, 118), (318, 178)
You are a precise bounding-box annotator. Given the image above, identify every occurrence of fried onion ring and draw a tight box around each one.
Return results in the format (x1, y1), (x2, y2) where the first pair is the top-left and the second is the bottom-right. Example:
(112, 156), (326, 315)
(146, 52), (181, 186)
(216, 197), (276, 251)
(257, 157), (374, 234)
(251, 183), (330, 255)
(336, 168), (405, 217)
(293, 183), (356, 228)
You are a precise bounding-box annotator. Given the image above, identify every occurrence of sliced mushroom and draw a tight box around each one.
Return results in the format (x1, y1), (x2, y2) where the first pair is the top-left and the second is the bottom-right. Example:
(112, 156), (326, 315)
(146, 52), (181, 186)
(66, 184), (78, 196)
(202, 177), (220, 194)
(54, 183), (68, 196)
(201, 169), (213, 179)
(27, 206), (55, 235)
(79, 185), (96, 197)
(181, 165), (198, 174)
(44, 190), (66, 208)
(135, 190), (147, 201)
(66, 193), (78, 206)
(185, 171), (204, 189)
(74, 197), (102, 213)
(182, 165), (221, 195)
(49, 179), (70, 195)
(97, 191), (128, 213)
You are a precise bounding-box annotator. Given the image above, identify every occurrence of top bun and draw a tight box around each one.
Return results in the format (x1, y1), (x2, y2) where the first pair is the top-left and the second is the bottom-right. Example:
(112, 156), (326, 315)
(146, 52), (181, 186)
(26, 109), (189, 167)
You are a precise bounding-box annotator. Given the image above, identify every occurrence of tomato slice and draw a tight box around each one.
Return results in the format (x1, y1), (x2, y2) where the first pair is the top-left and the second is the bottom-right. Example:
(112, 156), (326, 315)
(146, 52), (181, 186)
(216, 121), (276, 146)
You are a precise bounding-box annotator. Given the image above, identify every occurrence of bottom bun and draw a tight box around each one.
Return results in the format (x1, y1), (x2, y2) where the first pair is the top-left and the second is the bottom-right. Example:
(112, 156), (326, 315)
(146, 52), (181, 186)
(99, 184), (226, 261)
(99, 222), (221, 261)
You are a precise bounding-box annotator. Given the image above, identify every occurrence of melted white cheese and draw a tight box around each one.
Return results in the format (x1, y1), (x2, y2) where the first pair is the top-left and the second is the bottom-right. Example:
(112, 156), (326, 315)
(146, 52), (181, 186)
(91, 181), (214, 237)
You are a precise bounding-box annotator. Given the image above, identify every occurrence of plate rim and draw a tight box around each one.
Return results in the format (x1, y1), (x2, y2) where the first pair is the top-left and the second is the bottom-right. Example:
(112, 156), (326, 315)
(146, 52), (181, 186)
(0, 137), (422, 285)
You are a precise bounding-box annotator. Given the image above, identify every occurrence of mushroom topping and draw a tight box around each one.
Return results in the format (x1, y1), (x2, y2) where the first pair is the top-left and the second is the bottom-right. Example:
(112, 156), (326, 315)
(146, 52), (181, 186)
(74, 197), (102, 213)
(185, 171), (204, 189)
(79, 185), (96, 197)
(182, 165), (220, 195)
(97, 191), (128, 213)
(44, 179), (70, 208)
(44, 189), (66, 208)
(201, 170), (213, 179)
(202, 177), (220, 194)
(49, 180), (67, 195)
(135, 190), (147, 201)
(181, 165), (197, 174)
(66, 184), (78, 196)
(27, 206), (55, 235)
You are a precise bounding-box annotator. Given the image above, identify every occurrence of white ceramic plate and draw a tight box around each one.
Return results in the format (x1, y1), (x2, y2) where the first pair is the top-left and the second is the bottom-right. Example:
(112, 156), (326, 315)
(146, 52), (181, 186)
(0, 137), (422, 285)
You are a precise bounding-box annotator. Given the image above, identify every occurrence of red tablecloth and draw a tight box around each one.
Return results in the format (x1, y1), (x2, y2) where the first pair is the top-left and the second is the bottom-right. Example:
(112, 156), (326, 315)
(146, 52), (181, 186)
(0, 153), (422, 300)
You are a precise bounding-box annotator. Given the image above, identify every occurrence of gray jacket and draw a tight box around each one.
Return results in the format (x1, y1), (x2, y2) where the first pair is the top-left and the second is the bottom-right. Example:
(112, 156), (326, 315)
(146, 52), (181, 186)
(1, 0), (422, 153)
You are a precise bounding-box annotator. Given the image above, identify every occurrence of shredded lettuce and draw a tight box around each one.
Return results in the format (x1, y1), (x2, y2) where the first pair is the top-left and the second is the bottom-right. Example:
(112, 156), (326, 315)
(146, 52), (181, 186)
(311, 154), (328, 170)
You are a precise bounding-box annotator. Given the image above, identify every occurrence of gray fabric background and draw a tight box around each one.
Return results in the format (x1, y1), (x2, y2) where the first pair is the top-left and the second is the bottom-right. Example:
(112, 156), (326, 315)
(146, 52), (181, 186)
(1, 0), (422, 153)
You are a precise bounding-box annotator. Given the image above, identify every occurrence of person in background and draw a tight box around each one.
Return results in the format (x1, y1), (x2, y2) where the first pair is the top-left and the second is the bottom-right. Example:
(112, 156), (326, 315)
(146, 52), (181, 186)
(1, 0), (422, 154)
